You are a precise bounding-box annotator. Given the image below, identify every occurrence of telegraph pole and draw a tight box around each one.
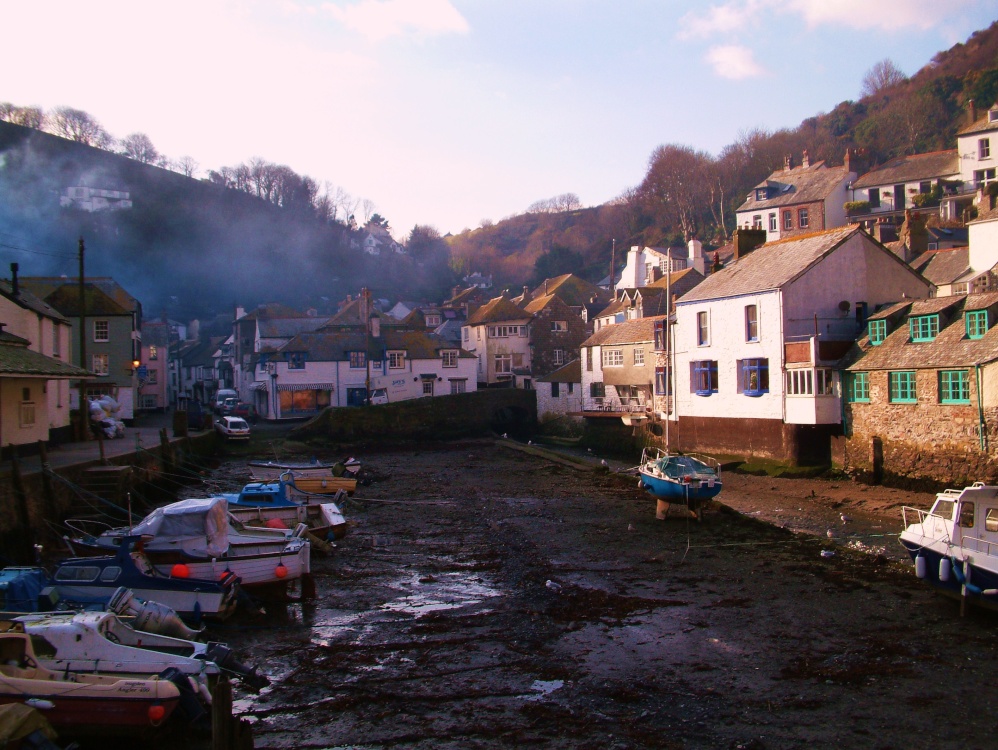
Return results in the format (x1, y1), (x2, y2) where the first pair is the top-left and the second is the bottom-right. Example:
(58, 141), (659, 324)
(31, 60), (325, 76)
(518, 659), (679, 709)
(77, 237), (87, 440)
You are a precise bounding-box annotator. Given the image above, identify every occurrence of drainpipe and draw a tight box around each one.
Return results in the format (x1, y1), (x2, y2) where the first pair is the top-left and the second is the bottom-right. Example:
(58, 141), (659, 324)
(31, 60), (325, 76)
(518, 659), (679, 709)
(976, 364), (986, 452)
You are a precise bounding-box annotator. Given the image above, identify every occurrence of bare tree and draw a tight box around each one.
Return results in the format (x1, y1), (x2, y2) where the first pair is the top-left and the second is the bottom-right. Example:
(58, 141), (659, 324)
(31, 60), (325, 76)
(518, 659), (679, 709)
(119, 132), (159, 164)
(48, 106), (112, 148)
(360, 198), (376, 224)
(861, 58), (907, 99)
(638, 144), (714, 241)
(0, 103), (45, 129)
(177, 155), (200, 179)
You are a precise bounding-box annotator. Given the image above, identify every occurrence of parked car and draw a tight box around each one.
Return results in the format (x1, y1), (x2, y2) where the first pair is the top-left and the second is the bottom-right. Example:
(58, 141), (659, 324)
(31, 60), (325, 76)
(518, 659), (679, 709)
(214, 388), (238, 413)
(231, 402), (258, 423)
(215, 416), (251, 440)
(220, 397), (240, 415)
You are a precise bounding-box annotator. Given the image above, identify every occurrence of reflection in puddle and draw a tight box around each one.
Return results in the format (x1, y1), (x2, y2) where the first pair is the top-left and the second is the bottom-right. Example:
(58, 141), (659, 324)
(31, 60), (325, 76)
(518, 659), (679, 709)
(381, 571), (500, 617)
(526, 679), (564, 701)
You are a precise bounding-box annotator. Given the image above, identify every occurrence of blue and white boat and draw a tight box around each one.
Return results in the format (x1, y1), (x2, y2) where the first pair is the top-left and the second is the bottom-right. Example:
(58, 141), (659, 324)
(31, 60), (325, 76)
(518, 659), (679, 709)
(220, 479), (348, 542)
(900, 482), (998, 611)
(637, 447), (722, 516)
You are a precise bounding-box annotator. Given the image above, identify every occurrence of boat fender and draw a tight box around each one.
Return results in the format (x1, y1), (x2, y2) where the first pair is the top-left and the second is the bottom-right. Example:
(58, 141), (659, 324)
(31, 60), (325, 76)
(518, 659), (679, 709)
(950, 558), (984, 595)
(939, 557), (951, 582)
(951, 558), (965, 584)
(915, 555), (927, 579)
(275, 564), (288, 579)
(637, 479), (645, 490)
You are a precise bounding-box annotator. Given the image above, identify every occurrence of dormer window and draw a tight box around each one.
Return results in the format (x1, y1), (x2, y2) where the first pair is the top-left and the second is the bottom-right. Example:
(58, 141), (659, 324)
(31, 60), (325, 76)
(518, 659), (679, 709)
(868, 319), (887, 345)
(755, 187), (769, 201)
(910, 314), (939, 342)
(990, 108), (998, 123)
(967, 310), (988, 339)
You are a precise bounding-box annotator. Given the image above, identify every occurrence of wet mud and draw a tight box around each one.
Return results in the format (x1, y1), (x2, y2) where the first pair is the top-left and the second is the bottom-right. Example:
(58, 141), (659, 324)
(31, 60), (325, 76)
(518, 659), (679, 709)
(202, 441), (997, 749)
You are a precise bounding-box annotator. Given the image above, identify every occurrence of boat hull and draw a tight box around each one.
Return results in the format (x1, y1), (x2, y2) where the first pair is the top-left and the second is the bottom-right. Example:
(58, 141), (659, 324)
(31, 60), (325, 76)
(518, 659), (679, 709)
(638, 471), (723, 502)
(899, 538), (998, 610)
(229, 502), (347, 541)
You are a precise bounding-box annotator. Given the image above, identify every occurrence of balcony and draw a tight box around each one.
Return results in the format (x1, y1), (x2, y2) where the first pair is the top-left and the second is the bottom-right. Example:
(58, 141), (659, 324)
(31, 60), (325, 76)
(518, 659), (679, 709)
(785, 335), (853, 367)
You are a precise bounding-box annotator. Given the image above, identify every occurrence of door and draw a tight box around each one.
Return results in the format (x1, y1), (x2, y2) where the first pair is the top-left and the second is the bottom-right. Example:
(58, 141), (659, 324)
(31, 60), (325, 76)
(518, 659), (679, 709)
(347, 387), (368, 407)
(894, 184), (905, 210)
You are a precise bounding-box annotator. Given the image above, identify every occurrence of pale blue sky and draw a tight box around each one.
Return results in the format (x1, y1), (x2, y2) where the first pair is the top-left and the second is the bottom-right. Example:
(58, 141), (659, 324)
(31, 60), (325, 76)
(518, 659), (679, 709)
(4, 1), (996, 237)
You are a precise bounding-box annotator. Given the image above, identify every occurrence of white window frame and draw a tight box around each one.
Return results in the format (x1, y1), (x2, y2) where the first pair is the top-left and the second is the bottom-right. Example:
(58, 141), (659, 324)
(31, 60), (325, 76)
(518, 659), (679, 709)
(388, 351), (406, 370)
(495, 354), (512, 374)
(93, 320), (109, 342)
(553, 349), (565, 366)
(91, 353), (109, 376)
(551, 320), (568, 332)
(441, 350), (458, 368)
(602, 349), (624, 367)
(981, 138), (991, 160)
(633, 348), (645, 366)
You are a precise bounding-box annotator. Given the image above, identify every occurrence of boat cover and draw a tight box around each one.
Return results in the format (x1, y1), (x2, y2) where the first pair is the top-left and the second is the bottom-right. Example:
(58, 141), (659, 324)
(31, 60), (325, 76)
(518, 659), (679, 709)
(654, 455), (718, 480)
(129, 498), (229, 557)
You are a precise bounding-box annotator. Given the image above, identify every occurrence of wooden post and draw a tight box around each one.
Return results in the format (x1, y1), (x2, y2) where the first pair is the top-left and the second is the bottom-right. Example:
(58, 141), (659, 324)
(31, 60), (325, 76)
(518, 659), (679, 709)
(95, 426), (106, 465)
(37, 441), (56, 519)
(211, 677), (233, 750)
(9, 448), (34, 564)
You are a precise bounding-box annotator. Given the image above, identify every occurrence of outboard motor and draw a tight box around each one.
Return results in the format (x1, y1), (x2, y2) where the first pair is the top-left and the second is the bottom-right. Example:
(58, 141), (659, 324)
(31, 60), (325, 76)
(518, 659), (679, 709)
(204, 642), (270, 691)
(159, 667), (209, 731)
(108, 587), (202, 640)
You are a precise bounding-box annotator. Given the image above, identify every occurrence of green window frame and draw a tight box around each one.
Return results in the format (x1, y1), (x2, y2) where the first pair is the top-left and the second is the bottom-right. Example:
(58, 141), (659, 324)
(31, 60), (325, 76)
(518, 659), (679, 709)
(847, 372), (869, 403)
(939, 370), (970, 404)
(868, 319), (886, 345)
(909, 315), (939, 342)
(888, 371), (917, 403)
(966, 310), (988, 339)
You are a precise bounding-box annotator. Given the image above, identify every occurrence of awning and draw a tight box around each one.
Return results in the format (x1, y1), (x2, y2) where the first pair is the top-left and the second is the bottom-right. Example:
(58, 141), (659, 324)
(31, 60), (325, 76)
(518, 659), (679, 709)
(276, 383), (336, 392)
(250, 382), (269, 391)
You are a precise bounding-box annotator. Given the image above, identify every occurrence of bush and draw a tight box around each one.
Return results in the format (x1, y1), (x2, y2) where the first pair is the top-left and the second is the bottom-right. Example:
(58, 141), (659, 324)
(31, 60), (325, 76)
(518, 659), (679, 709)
(844, 200), (871, 214)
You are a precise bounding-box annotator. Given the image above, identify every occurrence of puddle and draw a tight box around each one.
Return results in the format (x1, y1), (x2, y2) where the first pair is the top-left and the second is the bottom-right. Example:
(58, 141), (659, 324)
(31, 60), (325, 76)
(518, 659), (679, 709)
(380, 570), (500, 617)
(526, 679), (565, 700)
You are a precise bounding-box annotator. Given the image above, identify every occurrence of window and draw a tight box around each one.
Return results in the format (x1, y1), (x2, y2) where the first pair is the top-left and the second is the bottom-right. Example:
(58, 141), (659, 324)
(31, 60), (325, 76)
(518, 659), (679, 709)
(425, 314), (441, 327)
(495, 354), (512, 374)
(960, 502), (975, 528)
(868, 319), (887, 345)
(986, 508), (998, 533)
(550, 381), (561, 398)
(91, 353), (109, 376)
(349, 351), (366, 369)
(783, 210), (792, 230)
(889, 371), (917, 403)
(919, 181), (931, 194)
(697, 311), (709, 346)
(869, 188), (880, 208)
(755, 188), (768, 201)
(816, 369), (834, 395)
(939, 370), (970, 404)
(148, 345), (158, 360)
(463, 327), (469, 341)
(553, 349), (565, 366)
(633, 348), (644, 366)
(52, 327), (60, 358)
(590, 381), (605, 398)
(966, 310), (988, 339)
(146, 369), (157, 384)
(603, 349), (624, 367)
(980, 138), (991, 159)
(287, 352), (305, 369)
(655, 366), (670, 396)
(488, 325), (525, 338)
(786, 369), (813, 395)
(551, 320), (568, 332)
(19, 390), (35, 428)
(653, 320), (667, 351)
(846, 372), (870, 402)
(586, 347), (593, 372)
(93, 320), (109, 342)
(909, 315), (939, 342)
(745, 304), (758, 341)
(768, 213), (777, 232)
(388, 351), (406, 369)
(422, 380), (434, 395)
(449, 379), (466, 394)
(798, 207), (809, 228)
(752, 215), (762, 229)
(692, 360), (718, 395)
(441, 350), (458, 368)
(568, 382), (574, 394)
(739, 358), (769, 396)
(974, 168), (996, 186)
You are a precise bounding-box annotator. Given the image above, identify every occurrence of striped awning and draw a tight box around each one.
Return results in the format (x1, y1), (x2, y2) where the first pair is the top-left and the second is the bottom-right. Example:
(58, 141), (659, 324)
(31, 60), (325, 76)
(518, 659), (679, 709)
(249, 382), (269, 391)
(276, 383), (336, 392)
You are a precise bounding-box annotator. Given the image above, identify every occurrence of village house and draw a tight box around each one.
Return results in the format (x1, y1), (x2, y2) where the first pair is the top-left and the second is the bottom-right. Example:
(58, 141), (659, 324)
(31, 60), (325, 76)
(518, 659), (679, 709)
(170, 336), (223, 408)
(0, 269), (88, 449)
(735, 152), (857, 243)
(594, 268), (705, 331)
(19, 276), (143, 422)
(535, 359), (583, 426)
(841, 292), (998, 484)
(138, 319), (170, 412)
(941, 101), (998, 221)
(521, 293), (588, 380)
(616, 246), (688, 289)
(847, 150), (959, 229)
(671, 225), (931, 464)
(462, 296), (534, 388)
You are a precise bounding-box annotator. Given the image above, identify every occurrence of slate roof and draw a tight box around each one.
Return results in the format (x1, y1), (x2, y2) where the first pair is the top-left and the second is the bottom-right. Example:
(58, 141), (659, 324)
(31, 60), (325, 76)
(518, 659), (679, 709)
(529, 274), (606, 308)
(846, 293), (998, 370)
(736, 163), (850, 213)
(0, 280), (68, 323)
(239, 303), (308, 321)
(0, 333), (90, 377)
(851, 150), (959, 189)
(866, 300), (912, 322)
(20, 277), (139, 314)
(677, 226), (863, 304)
(141, 321), (171, 347)
(581, 316), (665, 347)
(282, 329), (472, 361)
(466, 296), (533, 326)
(957, 107), (998, 136)
(536, 359), (582, 383)
(258, 318), (330, 338)
(910, 246), (971, 286)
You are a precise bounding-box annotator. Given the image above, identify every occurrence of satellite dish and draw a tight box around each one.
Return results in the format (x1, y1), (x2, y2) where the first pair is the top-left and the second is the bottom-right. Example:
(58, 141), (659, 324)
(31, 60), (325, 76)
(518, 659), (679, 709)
(839, 300), (851, 312)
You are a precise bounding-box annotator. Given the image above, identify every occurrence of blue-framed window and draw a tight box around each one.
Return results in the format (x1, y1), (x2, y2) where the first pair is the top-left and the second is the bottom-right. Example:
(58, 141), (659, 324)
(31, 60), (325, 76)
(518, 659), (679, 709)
(939, 370), (970, 404)
(745, 304), (759, 342)
(655, 366), (671, 396)
(909, 315), (939, 342)
(740, 358), (769, 396)
(966, 310), (988, 339)
(846, 372), (870, 402)
(653, 320), (666, 351)
(692, 360), (718, 396)
(888, 371), (917, 403)
(868, 319), (887, 345)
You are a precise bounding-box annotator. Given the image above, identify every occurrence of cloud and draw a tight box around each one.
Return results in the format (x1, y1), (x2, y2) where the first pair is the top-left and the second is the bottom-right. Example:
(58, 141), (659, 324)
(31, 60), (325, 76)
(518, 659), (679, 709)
(705, 45), (766, 80)
(679, 0), (977, 38)
(321, 0), (469, 41)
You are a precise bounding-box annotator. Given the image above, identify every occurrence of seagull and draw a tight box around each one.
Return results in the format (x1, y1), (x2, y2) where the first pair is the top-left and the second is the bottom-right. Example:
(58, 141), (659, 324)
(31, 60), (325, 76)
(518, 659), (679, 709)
(587, 448), (593, 453)
(826, 529), (836, 539)
(502, 433), (508, 438)
(545, 580), (562, 592)
(840, 514), (851, 524)
(601, 459), (609, 467)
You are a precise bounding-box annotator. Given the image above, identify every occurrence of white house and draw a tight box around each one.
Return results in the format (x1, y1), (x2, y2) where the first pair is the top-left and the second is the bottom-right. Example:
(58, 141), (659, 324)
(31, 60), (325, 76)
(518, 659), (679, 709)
(617, 246), (687, 290)
(848, 150), (959, 226)
(462, 296), (534, 388)
(534, 360), (583, 425)
(672, 225), (931, 463)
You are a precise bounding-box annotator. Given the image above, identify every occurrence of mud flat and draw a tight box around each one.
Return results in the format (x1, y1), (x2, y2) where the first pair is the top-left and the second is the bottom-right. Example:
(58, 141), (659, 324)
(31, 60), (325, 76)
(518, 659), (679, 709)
(214, 441), (997, 749)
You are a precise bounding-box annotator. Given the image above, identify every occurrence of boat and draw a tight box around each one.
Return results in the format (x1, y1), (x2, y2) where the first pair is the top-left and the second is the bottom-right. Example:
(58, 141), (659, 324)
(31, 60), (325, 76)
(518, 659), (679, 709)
(48, 541), (241, 621)
(220, 478), (349, 542)
(899, 482), (998, 610)
(0, 629), (183, 734)
(2, 609), (267, 691)
(637, 447), (722, 519)
(248, 458), (344, 480)
(249, 459), (361, 494)
(65, 498), (311, 589)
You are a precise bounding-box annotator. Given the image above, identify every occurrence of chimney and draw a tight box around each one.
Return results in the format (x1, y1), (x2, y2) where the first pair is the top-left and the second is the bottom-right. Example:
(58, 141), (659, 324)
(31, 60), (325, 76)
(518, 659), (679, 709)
(784, 154), (793, 172)
(370, 313), (381, 338)
(802, 150), (810, 169)
(969, 99), (977, 126)
(522, 285), (530, 303)
(452, 285), (461, 299)
(10, 263), (18, 296)
(544, 279), (548, 295)
(732, 228), (767, 260)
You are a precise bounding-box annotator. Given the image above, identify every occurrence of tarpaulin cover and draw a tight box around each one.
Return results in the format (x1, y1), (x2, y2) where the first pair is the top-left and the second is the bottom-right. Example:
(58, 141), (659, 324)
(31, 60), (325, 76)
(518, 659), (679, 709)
(129, 497), (229, 557)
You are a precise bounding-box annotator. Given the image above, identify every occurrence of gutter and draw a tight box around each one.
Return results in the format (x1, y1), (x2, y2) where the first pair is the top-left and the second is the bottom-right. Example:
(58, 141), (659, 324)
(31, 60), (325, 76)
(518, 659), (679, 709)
(976, 364), (986, 452)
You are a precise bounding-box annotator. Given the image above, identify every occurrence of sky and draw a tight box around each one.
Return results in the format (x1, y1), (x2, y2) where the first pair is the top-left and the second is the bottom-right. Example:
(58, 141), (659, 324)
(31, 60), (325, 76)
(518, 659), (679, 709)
(3, 1), (997, 239)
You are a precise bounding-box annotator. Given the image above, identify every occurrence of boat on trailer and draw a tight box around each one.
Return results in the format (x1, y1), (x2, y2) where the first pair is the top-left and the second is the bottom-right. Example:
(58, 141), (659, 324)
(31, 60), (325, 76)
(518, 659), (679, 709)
(637, 447), (722, 519)
(899, 482), (998, 611)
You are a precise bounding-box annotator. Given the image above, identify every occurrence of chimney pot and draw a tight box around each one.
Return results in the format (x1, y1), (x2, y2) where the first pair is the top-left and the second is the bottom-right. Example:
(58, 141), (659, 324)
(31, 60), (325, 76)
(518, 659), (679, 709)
(802, 150), (810, 168)
(10, 263), (18, 297)
(784, 154), (793, 172)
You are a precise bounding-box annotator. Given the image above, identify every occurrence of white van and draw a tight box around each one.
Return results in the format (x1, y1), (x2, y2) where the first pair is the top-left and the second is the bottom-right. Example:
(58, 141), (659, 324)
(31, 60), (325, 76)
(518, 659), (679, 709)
(214, 389), (238, 413)
(370, 388), (389, 405)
